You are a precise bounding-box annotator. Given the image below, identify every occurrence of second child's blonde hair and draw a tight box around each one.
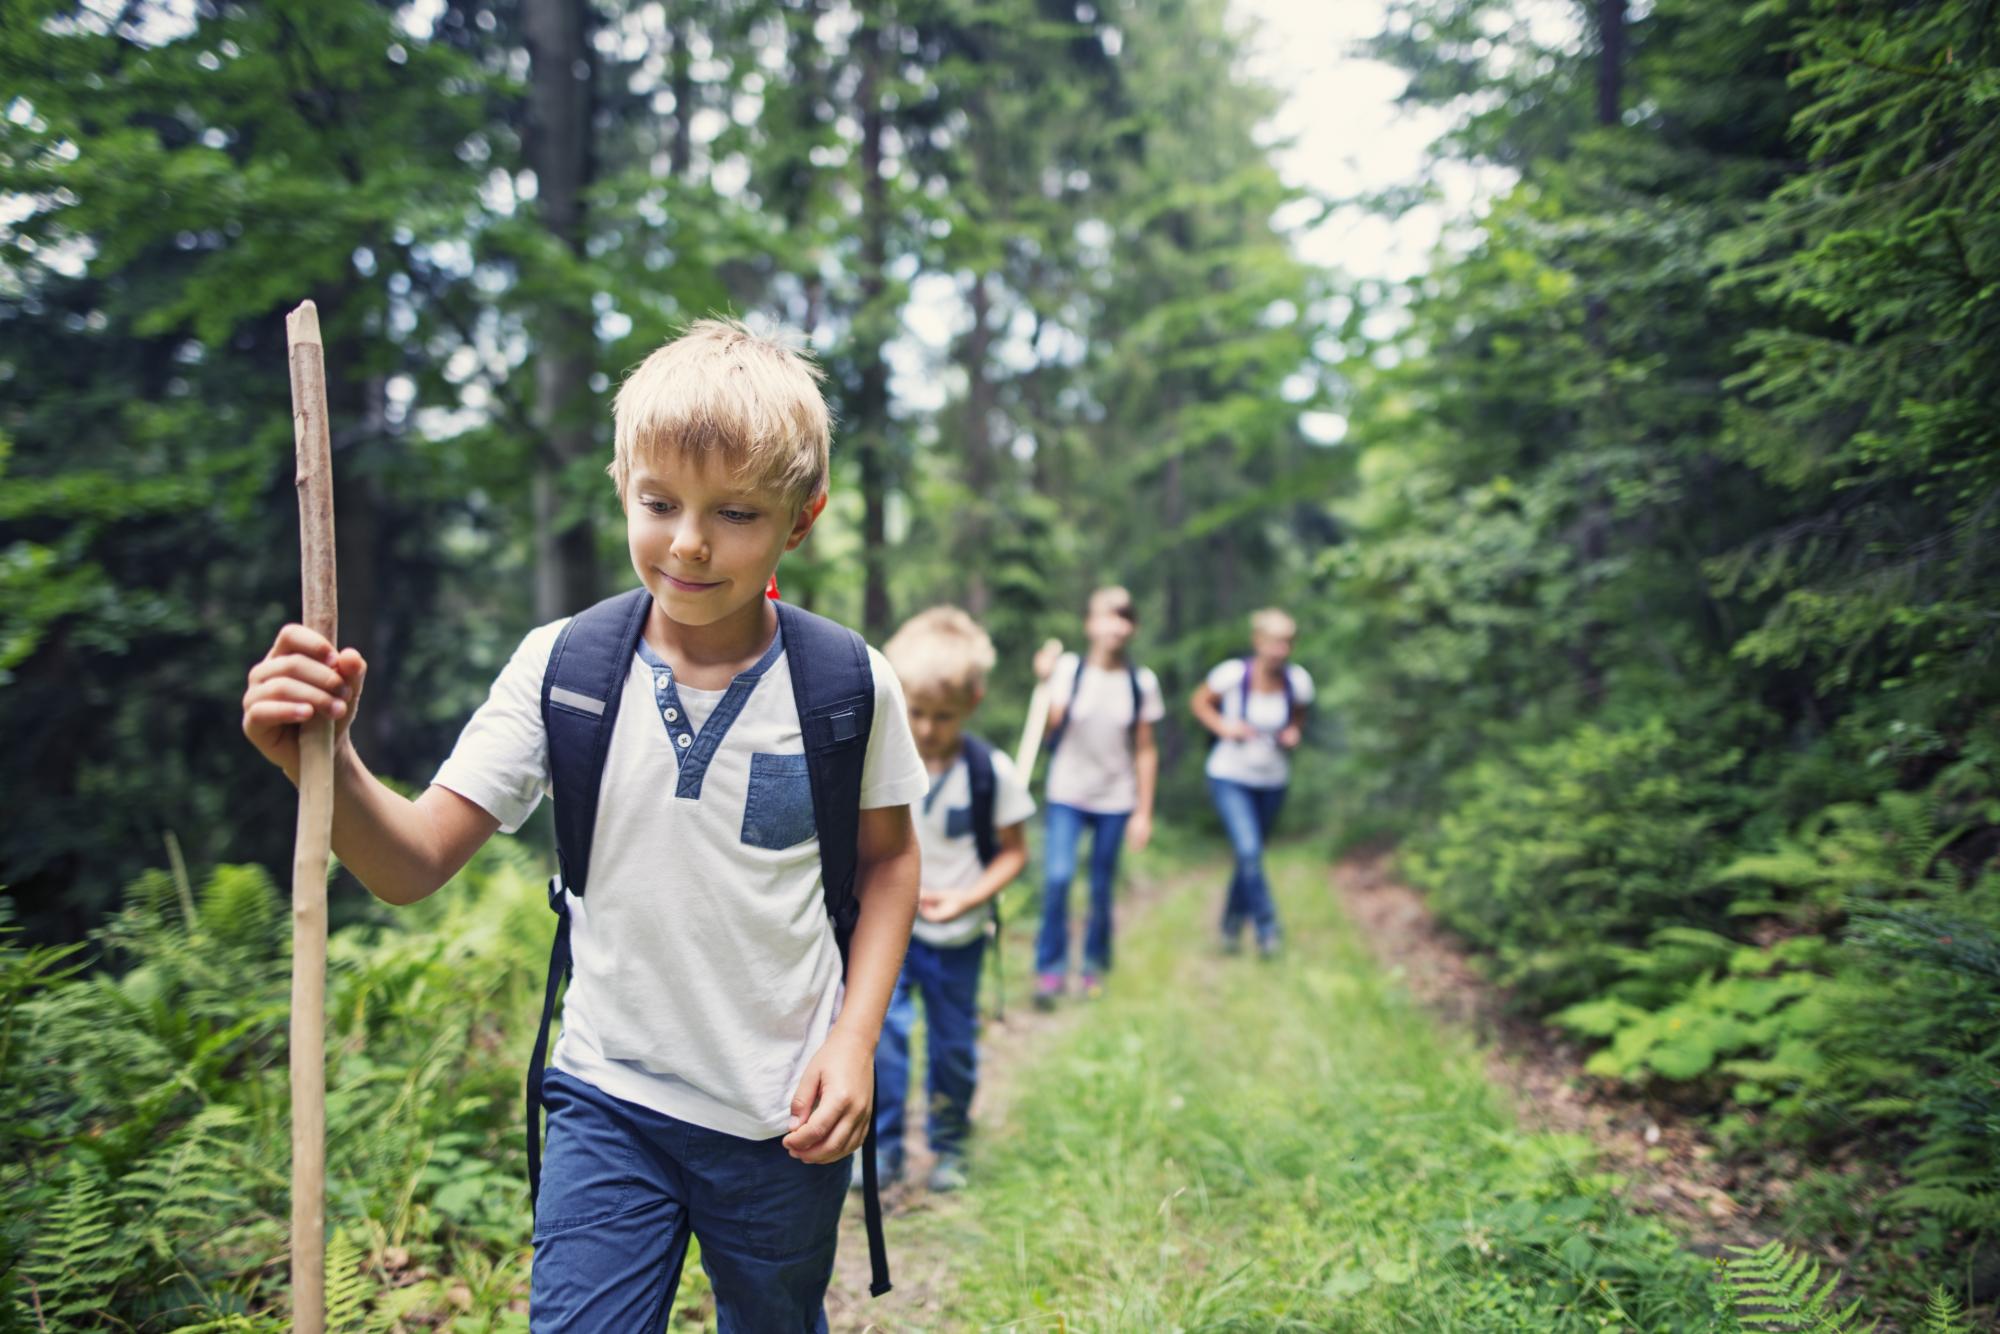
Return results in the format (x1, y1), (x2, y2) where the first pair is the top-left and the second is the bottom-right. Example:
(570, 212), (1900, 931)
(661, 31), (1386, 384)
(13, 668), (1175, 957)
(884, 606), (997, 700)
(610, 318), (831, 505)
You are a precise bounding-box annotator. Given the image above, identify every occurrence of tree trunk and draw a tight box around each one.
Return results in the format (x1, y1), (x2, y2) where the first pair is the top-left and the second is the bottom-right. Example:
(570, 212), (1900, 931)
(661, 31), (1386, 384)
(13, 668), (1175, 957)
(959, 272), (996, 616)
(525, 0), (601, 621)
(670, 15), (694, 178)
(1596, 0), (1625, 126)
(854, 5), (892, 637)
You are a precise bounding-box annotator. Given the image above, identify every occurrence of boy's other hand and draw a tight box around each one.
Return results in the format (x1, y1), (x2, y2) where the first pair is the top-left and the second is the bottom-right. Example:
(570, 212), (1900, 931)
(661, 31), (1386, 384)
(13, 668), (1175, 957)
(1125, 809), (1153, 852)
(1278, 723), (1303, 750)
(1032, 637), (1064, 682)
(242, 623), (367, 781)
(783, 1029), (874, 1164)
(917, 888), (973, 923)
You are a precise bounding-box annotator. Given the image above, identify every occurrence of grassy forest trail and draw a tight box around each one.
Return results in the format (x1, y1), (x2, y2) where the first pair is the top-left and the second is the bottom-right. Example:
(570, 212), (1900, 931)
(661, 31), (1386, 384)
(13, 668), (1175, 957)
(813, 845), (1719, 1332)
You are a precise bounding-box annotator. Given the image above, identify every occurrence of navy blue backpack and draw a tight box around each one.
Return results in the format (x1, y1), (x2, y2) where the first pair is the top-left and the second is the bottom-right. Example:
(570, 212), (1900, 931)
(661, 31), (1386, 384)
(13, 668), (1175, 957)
(525, 587), (895, 1296)
(956, 733), (1009, 1014)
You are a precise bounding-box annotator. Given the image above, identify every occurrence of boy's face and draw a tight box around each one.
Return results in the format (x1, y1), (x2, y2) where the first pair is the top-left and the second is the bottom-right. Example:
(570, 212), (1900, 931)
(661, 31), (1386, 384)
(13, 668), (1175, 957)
(624, 452), (815, 630)
(905, 684), (978, 764)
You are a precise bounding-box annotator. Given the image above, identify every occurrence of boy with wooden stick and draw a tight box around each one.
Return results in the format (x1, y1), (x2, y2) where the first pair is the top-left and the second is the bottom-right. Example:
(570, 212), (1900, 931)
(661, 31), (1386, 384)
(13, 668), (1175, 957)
(241, 320), (928, 1330)
(869, 607), (1034, 1193)
(1029, 585), (1164, 1005)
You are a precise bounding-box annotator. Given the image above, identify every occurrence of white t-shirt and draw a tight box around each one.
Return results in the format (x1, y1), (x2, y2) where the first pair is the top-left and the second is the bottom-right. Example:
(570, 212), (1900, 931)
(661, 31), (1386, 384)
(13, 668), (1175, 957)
(1043, 652), (1166, 814)
(432, 616), (928, 1140)
(911, 746), (1036, 949)
(1201, 658), (1315, 789)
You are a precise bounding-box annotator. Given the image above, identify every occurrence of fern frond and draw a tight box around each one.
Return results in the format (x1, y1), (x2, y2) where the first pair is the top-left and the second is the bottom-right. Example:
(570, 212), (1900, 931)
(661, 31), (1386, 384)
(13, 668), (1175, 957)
(1723, 1241), (1875, 1332)
(1918, 1286), (1972, 1334)
(324, 1227), (379, 1333)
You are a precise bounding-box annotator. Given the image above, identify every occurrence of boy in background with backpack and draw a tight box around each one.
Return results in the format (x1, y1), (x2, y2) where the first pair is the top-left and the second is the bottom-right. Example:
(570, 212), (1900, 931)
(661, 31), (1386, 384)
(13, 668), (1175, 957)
(240, 320), (928, 1330)
(872, 607), (1034, 1193)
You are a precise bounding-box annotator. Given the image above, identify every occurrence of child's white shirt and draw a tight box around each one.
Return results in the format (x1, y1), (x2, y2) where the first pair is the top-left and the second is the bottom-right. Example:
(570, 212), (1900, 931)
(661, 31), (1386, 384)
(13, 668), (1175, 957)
(910, 747), (1036, 949)
(1042, 652), (1165, 814)
(1201, 658), (1315, 789)
(432, 617), (928, 1139)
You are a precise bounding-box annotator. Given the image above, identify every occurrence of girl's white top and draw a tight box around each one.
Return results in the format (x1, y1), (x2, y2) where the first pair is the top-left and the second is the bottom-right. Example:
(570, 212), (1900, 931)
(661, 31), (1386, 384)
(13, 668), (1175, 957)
(1201, 658), (1315, 789)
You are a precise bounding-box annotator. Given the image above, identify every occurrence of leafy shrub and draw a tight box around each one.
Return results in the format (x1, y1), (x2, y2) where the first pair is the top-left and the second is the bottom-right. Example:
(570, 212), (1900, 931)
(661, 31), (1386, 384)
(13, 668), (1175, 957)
(1406, 704), (1760, 1007)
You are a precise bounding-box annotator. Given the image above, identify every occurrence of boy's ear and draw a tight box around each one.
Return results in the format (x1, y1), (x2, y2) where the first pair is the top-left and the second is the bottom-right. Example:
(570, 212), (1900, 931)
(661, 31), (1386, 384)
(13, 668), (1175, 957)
(969, 684), (986, 711)
(784, 490), (828, 552)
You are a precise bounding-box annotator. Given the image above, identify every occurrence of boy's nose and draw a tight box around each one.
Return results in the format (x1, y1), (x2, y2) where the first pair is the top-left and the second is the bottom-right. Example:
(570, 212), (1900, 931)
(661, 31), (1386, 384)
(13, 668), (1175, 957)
(670, 524), (710, 563)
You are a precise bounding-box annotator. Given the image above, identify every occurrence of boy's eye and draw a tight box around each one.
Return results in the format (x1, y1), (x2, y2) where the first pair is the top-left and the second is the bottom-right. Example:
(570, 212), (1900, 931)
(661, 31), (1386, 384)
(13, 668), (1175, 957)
(641, 498), (675, 514)
(721, 509), (758, 523)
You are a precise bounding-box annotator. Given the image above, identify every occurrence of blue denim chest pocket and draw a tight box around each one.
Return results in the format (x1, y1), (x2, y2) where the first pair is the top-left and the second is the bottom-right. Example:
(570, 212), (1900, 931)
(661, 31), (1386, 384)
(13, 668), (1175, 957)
(945, 805), (974, 839)
(742, 752), (816, 850)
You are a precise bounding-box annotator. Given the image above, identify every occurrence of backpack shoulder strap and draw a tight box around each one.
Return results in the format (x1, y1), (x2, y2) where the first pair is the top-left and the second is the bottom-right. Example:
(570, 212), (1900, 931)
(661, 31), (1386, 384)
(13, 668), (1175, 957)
(961, 733), (1001, 867)
(528, 584), (649, 1212)
(1127, 662), (1144, 740)
(773, 601), (874, 948)
(541, 586), (653, 899)
(1237, 655), (1254, 719)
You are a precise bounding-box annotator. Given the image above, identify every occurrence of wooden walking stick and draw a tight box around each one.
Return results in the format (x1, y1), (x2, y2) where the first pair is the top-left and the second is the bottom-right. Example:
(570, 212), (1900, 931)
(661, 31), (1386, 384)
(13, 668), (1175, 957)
(285, 300), (336, 1334)
(988, 638), (1063, 1022)
(1013, 639), (1062, 778)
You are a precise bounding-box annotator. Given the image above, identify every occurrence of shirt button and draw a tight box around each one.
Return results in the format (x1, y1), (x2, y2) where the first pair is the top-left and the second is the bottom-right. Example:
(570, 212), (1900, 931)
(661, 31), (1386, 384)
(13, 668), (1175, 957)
(655, 673), (670, 688)
(663, 707), (679, 722)
(677, 733), (692, 748)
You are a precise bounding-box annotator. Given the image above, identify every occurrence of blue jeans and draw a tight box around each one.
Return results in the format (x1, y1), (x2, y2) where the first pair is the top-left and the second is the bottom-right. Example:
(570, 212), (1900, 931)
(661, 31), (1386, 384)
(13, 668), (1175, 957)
(1036, 802), (1131, 976)
(530, 1068), (848, 1332)
(1208, 777), (1287, 946)
(875, 936), (986, 1161)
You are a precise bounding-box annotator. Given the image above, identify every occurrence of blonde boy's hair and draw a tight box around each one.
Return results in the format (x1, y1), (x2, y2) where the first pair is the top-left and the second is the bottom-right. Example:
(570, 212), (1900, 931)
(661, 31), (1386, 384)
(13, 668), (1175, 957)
(884, 606), (997, 700)
(1251, 607), (1297, 639)
(609, 318), (831, 504)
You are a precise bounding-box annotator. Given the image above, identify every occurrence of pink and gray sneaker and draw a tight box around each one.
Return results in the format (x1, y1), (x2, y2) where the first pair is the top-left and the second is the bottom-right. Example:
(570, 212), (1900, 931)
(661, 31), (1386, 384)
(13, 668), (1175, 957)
(1033, 972), (1064, 1010)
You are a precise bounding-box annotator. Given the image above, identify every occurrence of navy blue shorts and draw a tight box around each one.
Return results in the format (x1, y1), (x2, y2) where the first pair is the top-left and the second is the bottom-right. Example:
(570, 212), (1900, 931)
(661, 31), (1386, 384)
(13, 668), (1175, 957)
(530, 1068), (850, 1331)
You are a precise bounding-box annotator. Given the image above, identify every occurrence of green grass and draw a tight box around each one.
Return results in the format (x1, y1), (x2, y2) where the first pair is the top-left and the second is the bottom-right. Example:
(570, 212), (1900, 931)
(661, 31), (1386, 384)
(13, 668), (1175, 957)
(891, 844), (1720, 1331)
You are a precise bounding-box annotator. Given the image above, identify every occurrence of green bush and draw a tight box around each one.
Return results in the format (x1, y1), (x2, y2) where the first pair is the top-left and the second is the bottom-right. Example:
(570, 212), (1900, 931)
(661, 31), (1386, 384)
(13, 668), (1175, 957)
(1405, 704), (1760, 1008)
(1550, 764), (2000, 1303)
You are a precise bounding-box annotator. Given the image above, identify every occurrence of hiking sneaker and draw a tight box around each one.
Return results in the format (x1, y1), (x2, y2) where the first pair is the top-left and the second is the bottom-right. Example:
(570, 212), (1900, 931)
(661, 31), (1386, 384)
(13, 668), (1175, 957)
(1256, 936), (1282, 962)
(927, 1152), (969, 1194)
(1080, 973), (1105, 1000)
(1032, 973), (1064, 1011)
(1220, 933), (1244, 956)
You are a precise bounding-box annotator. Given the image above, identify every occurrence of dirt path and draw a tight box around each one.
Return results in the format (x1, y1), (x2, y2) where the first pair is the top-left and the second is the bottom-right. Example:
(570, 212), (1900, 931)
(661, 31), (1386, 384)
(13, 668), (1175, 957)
(822, 856), (1218, 1332)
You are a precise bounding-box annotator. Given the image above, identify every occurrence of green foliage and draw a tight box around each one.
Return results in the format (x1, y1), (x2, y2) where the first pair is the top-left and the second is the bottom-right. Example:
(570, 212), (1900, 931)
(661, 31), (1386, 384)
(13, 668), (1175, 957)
(1, 842), (550, 1329)
(1341, 0), (2000, 1318)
